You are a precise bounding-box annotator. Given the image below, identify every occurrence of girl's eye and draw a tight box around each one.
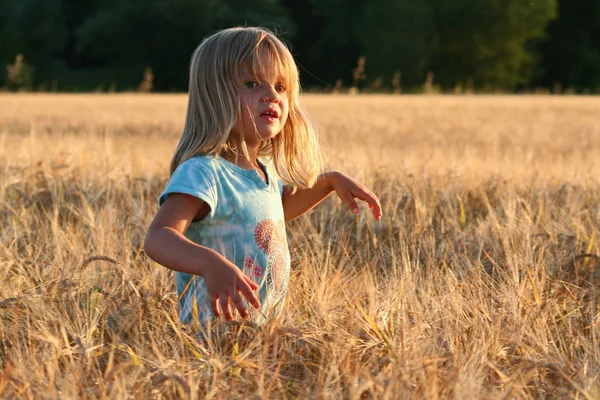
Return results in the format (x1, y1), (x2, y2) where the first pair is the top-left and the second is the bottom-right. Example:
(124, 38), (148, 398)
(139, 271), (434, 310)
(245, 81), (258, 89)
(275, 83), (286, 93)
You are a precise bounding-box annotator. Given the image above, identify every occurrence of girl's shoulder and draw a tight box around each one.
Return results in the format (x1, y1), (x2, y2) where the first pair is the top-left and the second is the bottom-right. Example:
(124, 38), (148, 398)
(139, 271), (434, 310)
(174, 154), (222, 175)
(179, 154), (219, 167)
(168, 155), (225, 190)
(160, 155), (221, 208)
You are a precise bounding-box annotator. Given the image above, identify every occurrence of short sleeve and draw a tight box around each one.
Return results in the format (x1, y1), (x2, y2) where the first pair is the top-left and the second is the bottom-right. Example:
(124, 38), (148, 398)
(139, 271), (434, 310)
(158, 158), (218, 219)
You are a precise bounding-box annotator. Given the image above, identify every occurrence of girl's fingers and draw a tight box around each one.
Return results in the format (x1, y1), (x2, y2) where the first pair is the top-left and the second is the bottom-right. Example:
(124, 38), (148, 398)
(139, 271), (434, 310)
(353, 190), (382, 219)
(218, 292), (233, 320)
(230, 291), (249, 319)
(209, 294), (220, 318)
(332, 174), (381, 218)
(340, 191), (360, 214)
(244, 273), (259, 290)
(239, 278), (261, 309)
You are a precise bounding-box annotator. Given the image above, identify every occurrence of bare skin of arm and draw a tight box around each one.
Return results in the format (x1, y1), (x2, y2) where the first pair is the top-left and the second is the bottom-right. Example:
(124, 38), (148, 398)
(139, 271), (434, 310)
(144, 193), (260, 320)
(282, 171), (382, 222)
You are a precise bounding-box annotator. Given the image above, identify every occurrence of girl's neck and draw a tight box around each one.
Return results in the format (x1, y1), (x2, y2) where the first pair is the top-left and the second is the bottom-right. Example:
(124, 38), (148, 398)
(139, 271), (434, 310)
(222, 143), (261, 170)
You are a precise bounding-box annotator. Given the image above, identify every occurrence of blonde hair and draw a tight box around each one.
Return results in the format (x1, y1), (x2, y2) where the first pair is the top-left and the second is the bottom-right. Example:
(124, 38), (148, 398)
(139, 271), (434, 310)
(170, 26), (324, 188)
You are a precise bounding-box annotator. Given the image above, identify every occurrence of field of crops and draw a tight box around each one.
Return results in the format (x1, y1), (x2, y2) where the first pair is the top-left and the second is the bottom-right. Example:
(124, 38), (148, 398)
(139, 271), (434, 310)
(1, 93), (599, 398)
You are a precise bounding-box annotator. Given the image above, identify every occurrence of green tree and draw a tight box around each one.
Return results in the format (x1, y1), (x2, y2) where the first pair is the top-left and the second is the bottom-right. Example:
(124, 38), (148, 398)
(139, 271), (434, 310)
(292, 0), (555, 92)
(354, 0), (437, 89)
(278, 0), (365, 89)
(75, 0), (294, 91)
(429, 0), (557, 90)
(0, 0), (68, 87)
(535, 0), (600, 91)
(60, 0), (104, 68)
(0, 0), (568, 92)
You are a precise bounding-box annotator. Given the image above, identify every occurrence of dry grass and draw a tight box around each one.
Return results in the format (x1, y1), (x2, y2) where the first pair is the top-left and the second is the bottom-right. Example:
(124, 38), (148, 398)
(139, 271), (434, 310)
(1, 93), (599, 399)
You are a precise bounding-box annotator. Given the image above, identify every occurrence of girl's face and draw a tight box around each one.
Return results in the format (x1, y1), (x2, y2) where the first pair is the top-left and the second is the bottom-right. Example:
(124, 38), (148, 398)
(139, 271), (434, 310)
(231, 61), (290, 148)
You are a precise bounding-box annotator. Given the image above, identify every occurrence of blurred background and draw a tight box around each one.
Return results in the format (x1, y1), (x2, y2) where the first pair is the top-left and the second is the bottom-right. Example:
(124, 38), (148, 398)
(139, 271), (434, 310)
(0, 0), (598, 94)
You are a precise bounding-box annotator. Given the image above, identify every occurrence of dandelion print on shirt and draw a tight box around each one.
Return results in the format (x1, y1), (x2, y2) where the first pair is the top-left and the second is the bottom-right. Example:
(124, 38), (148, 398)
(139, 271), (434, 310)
(245, 219), (289, 299)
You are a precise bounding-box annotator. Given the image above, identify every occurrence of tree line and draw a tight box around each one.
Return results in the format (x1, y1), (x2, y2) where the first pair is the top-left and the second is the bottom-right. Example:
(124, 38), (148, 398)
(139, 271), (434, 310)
(1, 0), (598, 93)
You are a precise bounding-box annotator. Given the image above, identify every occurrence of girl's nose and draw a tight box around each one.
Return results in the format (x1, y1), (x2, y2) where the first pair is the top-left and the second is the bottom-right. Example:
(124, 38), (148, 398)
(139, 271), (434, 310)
(262, 86), (280, 103)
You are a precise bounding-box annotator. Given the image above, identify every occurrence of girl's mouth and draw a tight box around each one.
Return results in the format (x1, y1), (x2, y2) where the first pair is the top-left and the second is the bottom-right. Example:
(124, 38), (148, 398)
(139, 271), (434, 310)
(259, 110), (279, 122)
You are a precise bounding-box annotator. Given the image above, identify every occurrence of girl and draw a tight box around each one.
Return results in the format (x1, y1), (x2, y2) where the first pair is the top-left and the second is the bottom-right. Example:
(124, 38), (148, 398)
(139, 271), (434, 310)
(144, 27), (382, 327)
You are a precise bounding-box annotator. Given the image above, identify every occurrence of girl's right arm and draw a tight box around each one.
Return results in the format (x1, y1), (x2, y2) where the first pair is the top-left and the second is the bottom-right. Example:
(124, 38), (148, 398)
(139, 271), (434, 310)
(144, 193), (261, 320)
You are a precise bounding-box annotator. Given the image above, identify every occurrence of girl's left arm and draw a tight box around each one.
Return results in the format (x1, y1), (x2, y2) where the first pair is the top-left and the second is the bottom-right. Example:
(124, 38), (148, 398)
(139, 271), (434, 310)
(282, 171), (382, 221)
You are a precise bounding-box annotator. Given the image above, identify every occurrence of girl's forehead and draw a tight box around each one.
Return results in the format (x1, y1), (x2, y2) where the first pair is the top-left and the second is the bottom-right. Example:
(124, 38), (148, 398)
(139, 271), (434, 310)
(239, 48), (292, 82)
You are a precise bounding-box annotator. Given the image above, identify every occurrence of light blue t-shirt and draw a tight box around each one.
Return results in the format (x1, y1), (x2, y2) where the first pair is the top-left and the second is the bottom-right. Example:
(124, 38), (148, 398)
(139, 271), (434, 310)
(158, 155), (291, 324)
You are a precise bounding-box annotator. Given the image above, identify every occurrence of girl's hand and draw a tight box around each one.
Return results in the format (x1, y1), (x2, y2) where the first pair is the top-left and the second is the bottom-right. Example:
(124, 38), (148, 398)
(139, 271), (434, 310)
(329, 172), (382, 220)
(202, 256), (261, 320)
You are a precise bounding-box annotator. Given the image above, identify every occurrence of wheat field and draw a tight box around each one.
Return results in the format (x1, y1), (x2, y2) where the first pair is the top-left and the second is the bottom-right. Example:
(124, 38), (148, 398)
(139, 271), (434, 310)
(0, 93), (599, 399)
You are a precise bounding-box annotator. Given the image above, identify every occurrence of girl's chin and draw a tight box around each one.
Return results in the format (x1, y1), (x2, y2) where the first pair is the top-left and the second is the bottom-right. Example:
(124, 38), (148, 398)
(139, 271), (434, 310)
(261, 131), (283, 141)
(239, 124), (285, 144)
(247, 130), (282, 143)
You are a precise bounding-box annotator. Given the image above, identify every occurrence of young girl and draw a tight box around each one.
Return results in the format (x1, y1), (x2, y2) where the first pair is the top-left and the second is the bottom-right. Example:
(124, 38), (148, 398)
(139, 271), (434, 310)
(144, 27), (382, 328)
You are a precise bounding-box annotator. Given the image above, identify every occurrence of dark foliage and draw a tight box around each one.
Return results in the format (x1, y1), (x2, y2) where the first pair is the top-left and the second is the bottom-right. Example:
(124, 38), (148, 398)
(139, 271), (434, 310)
(2, 0), (593, 92)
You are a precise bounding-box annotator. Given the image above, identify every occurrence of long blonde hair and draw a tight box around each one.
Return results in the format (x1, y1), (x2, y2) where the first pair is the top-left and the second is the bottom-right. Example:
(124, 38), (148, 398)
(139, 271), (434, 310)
(170, 27), (324, 188)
